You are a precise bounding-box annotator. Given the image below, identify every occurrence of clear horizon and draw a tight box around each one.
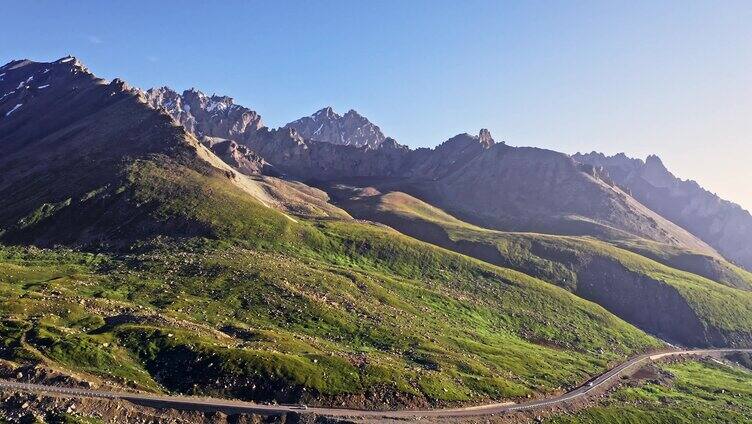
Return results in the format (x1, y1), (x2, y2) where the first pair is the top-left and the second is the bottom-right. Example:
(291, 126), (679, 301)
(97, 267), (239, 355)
(2, 0), (750, 211)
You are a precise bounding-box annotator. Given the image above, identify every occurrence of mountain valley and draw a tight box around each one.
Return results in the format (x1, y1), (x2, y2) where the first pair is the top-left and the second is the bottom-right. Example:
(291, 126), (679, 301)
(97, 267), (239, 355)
(1, 56), (751, 423)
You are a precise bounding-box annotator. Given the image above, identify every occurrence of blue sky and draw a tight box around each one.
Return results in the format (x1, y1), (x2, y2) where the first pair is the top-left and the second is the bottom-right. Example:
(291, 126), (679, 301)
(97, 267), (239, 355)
(2, 1), (751, 209)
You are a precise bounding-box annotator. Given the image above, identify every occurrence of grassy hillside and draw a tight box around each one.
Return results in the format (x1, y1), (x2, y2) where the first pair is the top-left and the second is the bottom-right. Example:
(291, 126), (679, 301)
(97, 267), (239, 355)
(337, 191), (752, 346)
(546, 359), (752, 423)
(342, 191), (752, 290)
(0, 243), (656, 407)
(608, 237), (752, 292)
(2, 57), (745, 415)
(0, 159), (665, 407)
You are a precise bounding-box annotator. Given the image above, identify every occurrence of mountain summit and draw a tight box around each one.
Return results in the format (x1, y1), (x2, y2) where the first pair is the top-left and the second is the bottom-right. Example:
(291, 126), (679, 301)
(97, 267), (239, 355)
(284, 106), (387, 148)
(145, 87), (264, 144)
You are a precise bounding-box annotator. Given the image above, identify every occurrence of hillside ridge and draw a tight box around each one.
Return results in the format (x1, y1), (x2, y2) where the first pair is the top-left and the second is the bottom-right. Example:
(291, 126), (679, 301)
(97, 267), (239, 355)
(574, 151), (752, 271)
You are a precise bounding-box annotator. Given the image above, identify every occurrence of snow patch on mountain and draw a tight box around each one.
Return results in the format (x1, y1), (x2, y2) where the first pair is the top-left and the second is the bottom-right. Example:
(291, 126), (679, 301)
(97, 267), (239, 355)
(5, 103), (22, 116)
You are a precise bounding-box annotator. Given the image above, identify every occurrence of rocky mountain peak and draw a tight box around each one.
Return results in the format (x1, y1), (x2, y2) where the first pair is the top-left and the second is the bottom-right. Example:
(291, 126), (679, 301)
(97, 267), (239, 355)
(478, 129), (495, 148)
(109, 78), (144, 100)
(180, 88), (237, 114)
(145, 87), (264, 142)
(285, 107), (387, 149)
(146, 86), (181, 108)
(380, 137), (408, 150)
(150, 85), (179, 96)
(1, 56), (83, 75)
(641, 154), (675, 188)
(437, 133), (476, 150)
(645, 154), (665, 168)
(344, 109), (363, 118)
(313, 106), (338, 120)
(0, 59), (31, 71)
(0, 56), (121, 124)
(109, 78), (130, 90)
(54, 56), (94, 76)
(55, 55), (77, 63)
(437, 129), (498, 153)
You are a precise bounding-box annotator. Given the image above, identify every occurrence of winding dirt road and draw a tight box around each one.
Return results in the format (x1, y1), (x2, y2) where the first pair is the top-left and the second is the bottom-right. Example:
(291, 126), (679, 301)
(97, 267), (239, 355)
(0, 349), (749, 419)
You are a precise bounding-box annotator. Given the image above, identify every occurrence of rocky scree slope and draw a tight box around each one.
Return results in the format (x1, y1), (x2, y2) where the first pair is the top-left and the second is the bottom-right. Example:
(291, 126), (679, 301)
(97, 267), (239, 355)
(574, 152), (752, 272)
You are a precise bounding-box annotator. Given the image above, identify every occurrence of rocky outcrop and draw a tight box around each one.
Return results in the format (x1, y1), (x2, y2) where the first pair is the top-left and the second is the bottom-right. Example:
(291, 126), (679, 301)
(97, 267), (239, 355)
(284, 106), (386, 148)
(201, 136), (278, 176)
(574, 152), (752, 271)
(403, 130), (498, 179)
(145, 87), (264, 144)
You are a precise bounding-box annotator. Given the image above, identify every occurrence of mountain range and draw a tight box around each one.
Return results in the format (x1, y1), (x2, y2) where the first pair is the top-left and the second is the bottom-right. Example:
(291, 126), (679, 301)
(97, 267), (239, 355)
(144, 80), (731, 261)
(1, 56), (752, 420)
(573, 152), (752, 271)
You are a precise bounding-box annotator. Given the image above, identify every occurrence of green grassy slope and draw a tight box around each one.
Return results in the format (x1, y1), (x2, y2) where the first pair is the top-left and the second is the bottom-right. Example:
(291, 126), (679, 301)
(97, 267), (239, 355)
(343, 191), (752, 291)
(609, 237), (752, 292)
(337, 191), (752, 346)
(0, 243), (656, 407)
(546, 360), (752, 423)
(0, 58), (669, 409)
(0, 161), (662, 408)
